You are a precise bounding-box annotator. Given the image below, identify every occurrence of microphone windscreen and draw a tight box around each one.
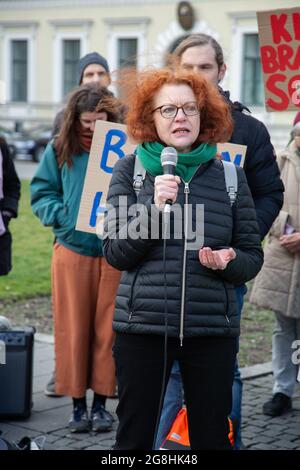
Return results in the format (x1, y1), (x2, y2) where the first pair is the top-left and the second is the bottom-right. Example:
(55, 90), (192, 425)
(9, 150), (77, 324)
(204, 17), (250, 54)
(161, 147), (178, 167)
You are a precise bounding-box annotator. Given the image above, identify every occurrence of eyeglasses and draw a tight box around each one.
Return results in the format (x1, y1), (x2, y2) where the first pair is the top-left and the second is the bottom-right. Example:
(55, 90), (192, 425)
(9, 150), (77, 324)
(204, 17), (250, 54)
(152, 102), (199, 119)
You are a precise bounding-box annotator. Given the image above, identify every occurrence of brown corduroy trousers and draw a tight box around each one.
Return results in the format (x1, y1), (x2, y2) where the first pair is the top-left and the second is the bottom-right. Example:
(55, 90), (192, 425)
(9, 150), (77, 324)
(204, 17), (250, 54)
(51, 243), (121, 398)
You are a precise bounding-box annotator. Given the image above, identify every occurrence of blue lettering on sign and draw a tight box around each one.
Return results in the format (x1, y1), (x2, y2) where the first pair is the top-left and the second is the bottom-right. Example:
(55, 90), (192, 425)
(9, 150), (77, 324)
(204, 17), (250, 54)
(221, 151), (242, 167)
(100, 129), (127, 173)
(90, 192), (107, 227)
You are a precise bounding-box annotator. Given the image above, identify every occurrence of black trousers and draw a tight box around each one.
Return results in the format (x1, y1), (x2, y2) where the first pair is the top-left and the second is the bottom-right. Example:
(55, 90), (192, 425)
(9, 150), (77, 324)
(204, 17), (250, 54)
(0, 230), (12, 276)
(113, 332), (237, 450)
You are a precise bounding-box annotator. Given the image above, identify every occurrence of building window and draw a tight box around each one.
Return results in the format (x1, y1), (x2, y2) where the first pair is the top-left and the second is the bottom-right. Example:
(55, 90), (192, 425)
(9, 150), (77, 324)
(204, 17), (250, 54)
(11, 39), (28, 102)
(117, 38), (138, 69)
(241, 34), (263, 106)
(62, 39), (80, 96)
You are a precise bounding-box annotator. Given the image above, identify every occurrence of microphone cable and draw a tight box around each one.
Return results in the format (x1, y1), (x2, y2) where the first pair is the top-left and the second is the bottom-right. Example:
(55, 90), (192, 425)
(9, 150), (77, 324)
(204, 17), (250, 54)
(152, 211), (171, 450)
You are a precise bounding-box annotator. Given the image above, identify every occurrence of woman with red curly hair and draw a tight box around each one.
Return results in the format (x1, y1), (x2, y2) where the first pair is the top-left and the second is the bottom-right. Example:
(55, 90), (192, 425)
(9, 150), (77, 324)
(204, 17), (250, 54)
(103, 68), (263, 449)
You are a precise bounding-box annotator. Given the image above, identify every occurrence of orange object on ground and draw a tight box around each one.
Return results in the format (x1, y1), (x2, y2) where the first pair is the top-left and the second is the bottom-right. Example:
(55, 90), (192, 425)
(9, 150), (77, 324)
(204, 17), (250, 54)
(161, 407), (235, 450)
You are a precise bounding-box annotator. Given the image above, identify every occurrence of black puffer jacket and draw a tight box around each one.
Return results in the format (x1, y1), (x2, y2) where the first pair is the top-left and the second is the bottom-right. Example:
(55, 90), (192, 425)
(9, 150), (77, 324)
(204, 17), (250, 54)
(222, 90), (284, 240)
(0, 140), (20, 218)
(0, 139), (21, 275)
(103, 155), (263, 340)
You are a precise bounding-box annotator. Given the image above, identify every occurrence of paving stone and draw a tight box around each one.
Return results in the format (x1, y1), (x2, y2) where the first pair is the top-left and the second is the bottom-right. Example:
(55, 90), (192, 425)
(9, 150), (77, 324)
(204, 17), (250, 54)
(0, 422), (40, 442)
(84, 444), (109, 450)
(42, 433), (63, 444)
(97, 440), (114, 450)
(254, 435), (277, 444)
(51, 437), (76, 447)
(5, 407), (73, 433)
(50, 428), (70, 438)
(242, 425), (262, 434)
(70, 439), (94, 450)
(31, 393), (70, 412)
(249, 419), (268, 428)
(251, 444), (280, 450)
(86, 431), (115, 444)
(260, 428), (286, 438)
(272, 440), (299, 449)
(55, 446), (76, 450)
(290, 438), (300, 446)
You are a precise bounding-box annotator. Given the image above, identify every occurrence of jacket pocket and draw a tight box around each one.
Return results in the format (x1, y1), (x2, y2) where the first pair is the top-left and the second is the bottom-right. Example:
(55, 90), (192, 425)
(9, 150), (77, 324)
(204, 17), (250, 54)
(54, 203), (75, 240)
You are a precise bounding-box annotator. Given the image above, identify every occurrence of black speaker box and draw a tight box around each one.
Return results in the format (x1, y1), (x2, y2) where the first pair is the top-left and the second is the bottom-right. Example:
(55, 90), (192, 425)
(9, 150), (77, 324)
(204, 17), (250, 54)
(0, 327), (35, 418)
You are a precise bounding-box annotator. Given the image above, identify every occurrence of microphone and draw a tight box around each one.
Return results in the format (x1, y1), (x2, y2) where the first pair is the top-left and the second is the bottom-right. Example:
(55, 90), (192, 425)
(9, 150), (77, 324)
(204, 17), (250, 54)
(160, 147), (178, 213)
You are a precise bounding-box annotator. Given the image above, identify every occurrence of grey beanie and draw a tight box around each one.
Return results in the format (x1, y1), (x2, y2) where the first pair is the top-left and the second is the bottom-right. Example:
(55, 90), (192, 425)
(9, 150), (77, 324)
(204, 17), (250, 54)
(77, 52), (110, 84)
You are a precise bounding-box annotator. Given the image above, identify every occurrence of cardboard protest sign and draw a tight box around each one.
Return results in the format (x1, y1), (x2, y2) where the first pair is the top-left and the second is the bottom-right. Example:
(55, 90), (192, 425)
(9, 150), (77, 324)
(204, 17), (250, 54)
(76, 120), (247, 235)
(257, 7), (300, 111)
(76, 120), (136, 235)
(217, 142), (246, 167)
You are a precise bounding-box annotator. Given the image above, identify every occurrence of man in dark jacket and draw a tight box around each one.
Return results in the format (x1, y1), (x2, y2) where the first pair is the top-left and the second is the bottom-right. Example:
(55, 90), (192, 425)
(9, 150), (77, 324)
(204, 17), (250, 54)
(0, 137), (20, 276)
(155, 33), (284, 450)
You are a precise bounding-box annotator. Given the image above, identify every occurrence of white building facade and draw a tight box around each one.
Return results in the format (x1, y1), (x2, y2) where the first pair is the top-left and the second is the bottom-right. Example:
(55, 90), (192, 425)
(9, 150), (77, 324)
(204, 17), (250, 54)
(0, 0), (299, 149)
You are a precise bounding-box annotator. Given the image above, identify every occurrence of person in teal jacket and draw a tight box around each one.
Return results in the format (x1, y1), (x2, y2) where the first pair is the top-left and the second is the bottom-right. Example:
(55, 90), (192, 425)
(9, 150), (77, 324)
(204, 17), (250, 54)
(31, 83), (122, 433)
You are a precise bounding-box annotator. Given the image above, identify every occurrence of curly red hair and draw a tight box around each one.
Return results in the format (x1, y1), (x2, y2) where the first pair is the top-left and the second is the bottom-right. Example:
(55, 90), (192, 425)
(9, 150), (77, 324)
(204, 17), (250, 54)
(123, 67), (233, 145)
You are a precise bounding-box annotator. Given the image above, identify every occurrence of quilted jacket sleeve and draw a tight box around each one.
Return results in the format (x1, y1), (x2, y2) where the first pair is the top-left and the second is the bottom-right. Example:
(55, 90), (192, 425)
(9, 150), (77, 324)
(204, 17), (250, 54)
(30, 142), (65, 227)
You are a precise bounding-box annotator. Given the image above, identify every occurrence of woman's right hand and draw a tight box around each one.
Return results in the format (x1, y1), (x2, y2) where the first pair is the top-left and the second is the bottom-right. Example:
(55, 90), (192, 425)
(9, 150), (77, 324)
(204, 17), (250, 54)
(154, 175), (181, 210)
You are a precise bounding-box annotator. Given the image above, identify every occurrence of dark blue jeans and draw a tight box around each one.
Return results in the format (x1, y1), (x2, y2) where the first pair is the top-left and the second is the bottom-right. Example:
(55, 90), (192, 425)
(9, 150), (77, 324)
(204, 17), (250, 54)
(156, 284), (247, 450)
(229, 284), (247, 449)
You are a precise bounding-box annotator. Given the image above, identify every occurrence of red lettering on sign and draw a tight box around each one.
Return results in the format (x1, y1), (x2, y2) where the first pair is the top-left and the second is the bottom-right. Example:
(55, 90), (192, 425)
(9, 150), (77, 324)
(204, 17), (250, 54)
(293, 46), (300, 69)
(270, 14), (292, 44)
(293, 13), (300, 40)
(288, 75), (300, 107)
(277, 44), (297, 71)
(261, 45), (279, 73)
(266, 74), (289, 110)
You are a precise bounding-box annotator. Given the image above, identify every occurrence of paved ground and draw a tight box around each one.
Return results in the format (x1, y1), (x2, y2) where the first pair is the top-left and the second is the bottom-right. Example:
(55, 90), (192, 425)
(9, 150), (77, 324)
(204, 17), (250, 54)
(0, 337), (299, 450)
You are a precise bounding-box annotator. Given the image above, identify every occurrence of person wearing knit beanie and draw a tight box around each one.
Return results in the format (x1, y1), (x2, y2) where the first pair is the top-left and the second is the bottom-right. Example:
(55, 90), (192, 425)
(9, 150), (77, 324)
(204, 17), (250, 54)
(77, 52), (111, 86)
(51, 52), (111, 137)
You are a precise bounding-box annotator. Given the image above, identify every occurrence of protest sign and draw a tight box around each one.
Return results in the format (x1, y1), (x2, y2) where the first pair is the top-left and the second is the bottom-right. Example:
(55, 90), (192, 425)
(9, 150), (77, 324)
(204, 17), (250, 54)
(76, 121), (247, 235)
(217, 142), (246, 167)
(257, 7), (300, 111)
(76, 120), (136, 235)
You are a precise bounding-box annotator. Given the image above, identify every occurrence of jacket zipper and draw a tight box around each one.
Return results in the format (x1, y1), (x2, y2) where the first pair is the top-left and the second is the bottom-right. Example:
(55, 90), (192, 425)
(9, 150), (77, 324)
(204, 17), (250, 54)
(222, 280), (230, 324)
(179, 181), (190, 346)
(128, 267), (141, 320)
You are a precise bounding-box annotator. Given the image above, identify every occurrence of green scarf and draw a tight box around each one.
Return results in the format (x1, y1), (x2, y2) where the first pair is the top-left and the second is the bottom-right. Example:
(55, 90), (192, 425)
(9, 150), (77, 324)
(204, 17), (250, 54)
(136, 141), (216, 182)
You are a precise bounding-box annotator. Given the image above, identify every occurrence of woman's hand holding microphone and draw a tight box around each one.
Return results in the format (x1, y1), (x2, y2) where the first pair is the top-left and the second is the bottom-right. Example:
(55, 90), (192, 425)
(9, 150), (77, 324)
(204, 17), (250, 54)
(154, 175), (181, 211)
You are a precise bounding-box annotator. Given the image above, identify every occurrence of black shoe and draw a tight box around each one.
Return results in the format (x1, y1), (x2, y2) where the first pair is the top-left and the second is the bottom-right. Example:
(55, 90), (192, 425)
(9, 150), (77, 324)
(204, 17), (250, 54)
(69, 404), (89, 433)
(262, 393), (292, 417)
(90, 404), (113, 432)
